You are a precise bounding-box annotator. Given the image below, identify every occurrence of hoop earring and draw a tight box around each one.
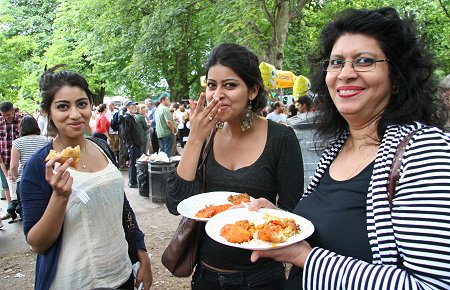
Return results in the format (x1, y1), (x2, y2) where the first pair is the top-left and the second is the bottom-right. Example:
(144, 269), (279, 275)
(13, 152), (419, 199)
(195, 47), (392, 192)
(240, 103), (254, 131)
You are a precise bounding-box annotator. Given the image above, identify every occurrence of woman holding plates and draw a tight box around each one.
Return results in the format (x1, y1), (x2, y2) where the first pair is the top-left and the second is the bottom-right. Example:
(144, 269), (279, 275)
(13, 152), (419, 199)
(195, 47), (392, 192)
(166, 43), (304, 290)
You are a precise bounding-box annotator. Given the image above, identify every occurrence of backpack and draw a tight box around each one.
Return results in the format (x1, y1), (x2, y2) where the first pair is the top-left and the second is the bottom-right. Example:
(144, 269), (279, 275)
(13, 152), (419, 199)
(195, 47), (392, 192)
(110, 111), (122, 131)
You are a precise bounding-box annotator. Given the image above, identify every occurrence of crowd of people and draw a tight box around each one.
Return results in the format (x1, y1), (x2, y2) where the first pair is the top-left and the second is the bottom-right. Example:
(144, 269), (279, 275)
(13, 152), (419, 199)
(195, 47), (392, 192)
(0, 6), (449, 290)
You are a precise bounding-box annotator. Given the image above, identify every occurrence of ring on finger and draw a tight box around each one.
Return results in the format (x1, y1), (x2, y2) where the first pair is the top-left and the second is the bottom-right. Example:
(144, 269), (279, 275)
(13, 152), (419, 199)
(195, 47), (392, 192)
(207, 114), (213, 121)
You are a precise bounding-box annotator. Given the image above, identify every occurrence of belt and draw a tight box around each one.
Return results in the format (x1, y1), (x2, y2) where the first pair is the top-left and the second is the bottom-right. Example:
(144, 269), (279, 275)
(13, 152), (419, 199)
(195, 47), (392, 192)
(195, 262), (285, 287)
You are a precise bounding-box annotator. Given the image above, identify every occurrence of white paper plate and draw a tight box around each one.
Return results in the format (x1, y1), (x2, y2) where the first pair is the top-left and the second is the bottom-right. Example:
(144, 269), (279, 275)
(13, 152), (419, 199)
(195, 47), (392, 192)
(177, 191), (250, 222)
(205, 208), (314, 250)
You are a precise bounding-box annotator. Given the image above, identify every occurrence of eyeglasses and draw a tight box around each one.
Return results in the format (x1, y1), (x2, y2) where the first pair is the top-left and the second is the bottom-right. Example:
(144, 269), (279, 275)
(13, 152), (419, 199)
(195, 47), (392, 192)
(322, 57), (389, 72)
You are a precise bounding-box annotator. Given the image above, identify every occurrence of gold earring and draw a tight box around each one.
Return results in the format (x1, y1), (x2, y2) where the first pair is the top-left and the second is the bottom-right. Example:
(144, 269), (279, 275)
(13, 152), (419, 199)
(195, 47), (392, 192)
(392, 86), (399, 96)
(240, 103), (254, 131)
(215, 121), (224, 129)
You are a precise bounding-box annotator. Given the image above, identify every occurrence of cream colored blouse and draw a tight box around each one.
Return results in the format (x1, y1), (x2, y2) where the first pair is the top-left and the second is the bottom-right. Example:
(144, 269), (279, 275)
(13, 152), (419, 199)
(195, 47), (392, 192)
(50, 142), (131, 289)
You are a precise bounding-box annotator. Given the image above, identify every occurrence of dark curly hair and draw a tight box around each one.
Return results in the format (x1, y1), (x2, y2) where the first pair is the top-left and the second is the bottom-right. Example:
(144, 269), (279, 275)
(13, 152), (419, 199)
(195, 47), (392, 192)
(310, 7), (444, 141)
(205, 43), (267, 113)
(39, 64), (93, 132)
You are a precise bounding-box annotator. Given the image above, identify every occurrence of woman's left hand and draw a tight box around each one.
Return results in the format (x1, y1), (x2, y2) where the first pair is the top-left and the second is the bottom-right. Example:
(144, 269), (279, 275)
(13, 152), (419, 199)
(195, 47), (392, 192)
(251, 240), (313, 268)
(135, 249), (153, 289)
(247, 198), (278, 211)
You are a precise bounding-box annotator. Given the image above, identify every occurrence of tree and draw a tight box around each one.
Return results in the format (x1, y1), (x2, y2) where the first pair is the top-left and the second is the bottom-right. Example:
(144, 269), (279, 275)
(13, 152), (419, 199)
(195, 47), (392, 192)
(0, 33), (36, 103)
(0, 0), (58, 106)
(130, 0), (219, 101)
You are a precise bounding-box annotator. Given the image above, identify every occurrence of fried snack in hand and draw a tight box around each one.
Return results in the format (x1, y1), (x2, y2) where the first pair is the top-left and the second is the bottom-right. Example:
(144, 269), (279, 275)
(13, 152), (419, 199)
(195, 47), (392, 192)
(195, 204), (232, 218)
(220, 220), (255, 243)
(45, 145), (81, 168)
(227, 193), (251, 205)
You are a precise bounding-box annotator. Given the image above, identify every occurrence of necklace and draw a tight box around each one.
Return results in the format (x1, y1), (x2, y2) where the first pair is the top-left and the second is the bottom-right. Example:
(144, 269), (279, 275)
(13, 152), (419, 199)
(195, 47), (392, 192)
(345, 145), (377, 180)
(58, 137), (87, 169)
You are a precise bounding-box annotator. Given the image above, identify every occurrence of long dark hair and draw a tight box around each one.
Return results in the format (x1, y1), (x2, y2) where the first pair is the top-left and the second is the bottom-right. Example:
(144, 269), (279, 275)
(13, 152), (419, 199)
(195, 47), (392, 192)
(39, 64), (94, 132)
(310, 7), (444, 141)
(205, 43), (267, 113)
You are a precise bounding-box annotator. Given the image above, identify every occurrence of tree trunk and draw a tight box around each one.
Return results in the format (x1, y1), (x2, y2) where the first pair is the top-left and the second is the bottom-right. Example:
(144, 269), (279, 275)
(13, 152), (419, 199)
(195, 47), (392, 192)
(265, 1), (290, 69)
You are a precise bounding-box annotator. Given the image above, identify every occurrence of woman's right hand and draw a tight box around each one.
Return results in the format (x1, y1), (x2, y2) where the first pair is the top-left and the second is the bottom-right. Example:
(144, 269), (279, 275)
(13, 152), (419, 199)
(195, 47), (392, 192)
(45, 155), (74, 199)
(187, 92), (221, 144)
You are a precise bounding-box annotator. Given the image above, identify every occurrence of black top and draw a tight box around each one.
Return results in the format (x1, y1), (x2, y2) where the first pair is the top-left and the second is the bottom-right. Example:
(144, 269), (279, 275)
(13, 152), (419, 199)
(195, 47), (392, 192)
(286, 161), (374, 290)
(167, 121), (304, 271)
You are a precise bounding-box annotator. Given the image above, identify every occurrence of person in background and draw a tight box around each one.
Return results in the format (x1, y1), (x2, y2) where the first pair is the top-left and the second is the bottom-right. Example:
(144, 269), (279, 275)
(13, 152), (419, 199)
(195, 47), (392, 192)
(135, 105), (149, 156)
(266, 101), (287, 124)
(37, 108), (48, 137)
(20, 65), (152, 290)
(154, 95), (175, 157)
(88, 106), (97, 136)
(8, 116), (49, 224)
(0, 155), (7, 228)
(249, 7), (450, 289)
(143, 106), (152, 154)
(0, 101), (22, 219)
(121, 101), (143, 188)
(145, 98), (159, 154)
(179, 105), (190, 148)
(296, 96), (312, 113)
(118, 98), (129, 169)
(167, 43), (304, 290)
(105, 101), (120, 163)
(287, 103), (298, 118)
(93, 104), (110, 141)
(439, 74), (450, 131)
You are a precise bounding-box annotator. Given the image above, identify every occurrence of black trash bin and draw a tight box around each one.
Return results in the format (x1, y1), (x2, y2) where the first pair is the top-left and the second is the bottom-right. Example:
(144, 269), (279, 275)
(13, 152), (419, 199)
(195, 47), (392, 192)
(136, 160), (149, 197)
(148, 161), (177, 203)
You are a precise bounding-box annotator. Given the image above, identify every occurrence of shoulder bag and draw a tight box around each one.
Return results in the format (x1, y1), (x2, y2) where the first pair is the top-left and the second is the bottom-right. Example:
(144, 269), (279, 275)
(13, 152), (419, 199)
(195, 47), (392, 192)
(161, 127), (217, 277)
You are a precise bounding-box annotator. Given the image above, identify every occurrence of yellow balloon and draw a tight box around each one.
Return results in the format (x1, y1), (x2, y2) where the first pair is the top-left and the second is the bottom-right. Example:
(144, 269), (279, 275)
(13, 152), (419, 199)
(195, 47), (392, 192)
(293, 75), (311, 97)
(275, 70), (295, 88)
(259, 62), (277, 89)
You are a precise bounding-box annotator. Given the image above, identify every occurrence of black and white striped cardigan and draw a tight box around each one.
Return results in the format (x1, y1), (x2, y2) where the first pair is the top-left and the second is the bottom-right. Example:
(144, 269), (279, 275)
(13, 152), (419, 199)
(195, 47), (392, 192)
(302, 122), (450, 289)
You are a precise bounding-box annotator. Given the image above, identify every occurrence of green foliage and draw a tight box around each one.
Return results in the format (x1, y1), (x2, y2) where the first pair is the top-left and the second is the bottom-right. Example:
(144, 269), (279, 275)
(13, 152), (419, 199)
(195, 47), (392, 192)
(0, 0), (448, 110)
(0, 0), (57, 105)
(284, 0), (450, 80)
(0, 33), (36, 103)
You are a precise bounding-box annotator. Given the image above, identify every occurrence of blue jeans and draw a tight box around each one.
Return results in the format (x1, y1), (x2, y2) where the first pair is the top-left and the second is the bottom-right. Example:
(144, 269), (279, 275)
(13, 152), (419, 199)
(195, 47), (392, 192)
(158, 134), (173, 158)
(128, 145), (140, 185)
(0, 168), (8, 189)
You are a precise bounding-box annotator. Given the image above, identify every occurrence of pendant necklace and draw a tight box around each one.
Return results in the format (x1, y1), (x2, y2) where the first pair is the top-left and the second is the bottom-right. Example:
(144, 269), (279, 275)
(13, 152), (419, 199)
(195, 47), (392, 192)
(58, 137), (87, 169)
(345, 145), (376, 180)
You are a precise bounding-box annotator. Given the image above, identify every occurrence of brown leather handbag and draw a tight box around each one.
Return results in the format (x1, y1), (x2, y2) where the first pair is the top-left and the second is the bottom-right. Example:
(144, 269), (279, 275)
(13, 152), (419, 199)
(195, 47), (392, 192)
(161, 127), (216, 277)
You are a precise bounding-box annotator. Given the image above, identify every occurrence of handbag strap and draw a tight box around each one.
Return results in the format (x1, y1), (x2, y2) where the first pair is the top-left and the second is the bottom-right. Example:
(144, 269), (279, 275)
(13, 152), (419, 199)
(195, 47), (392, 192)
(387, 130), (418, 208)
(86, 136), (118, 168)
(199, 127), (217, 193)
(386, 129), (418, 268)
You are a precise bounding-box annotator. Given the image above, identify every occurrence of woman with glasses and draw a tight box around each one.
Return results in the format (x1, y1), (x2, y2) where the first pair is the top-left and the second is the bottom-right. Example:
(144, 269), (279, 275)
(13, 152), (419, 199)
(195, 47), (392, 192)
(249, 7), (450, 289)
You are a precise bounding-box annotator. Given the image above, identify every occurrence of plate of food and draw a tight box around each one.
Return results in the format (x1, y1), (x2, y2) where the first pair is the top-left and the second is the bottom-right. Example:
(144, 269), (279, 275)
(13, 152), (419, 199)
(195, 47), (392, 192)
(205, 208), (314, 250)
(177, 191), (252, 222)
